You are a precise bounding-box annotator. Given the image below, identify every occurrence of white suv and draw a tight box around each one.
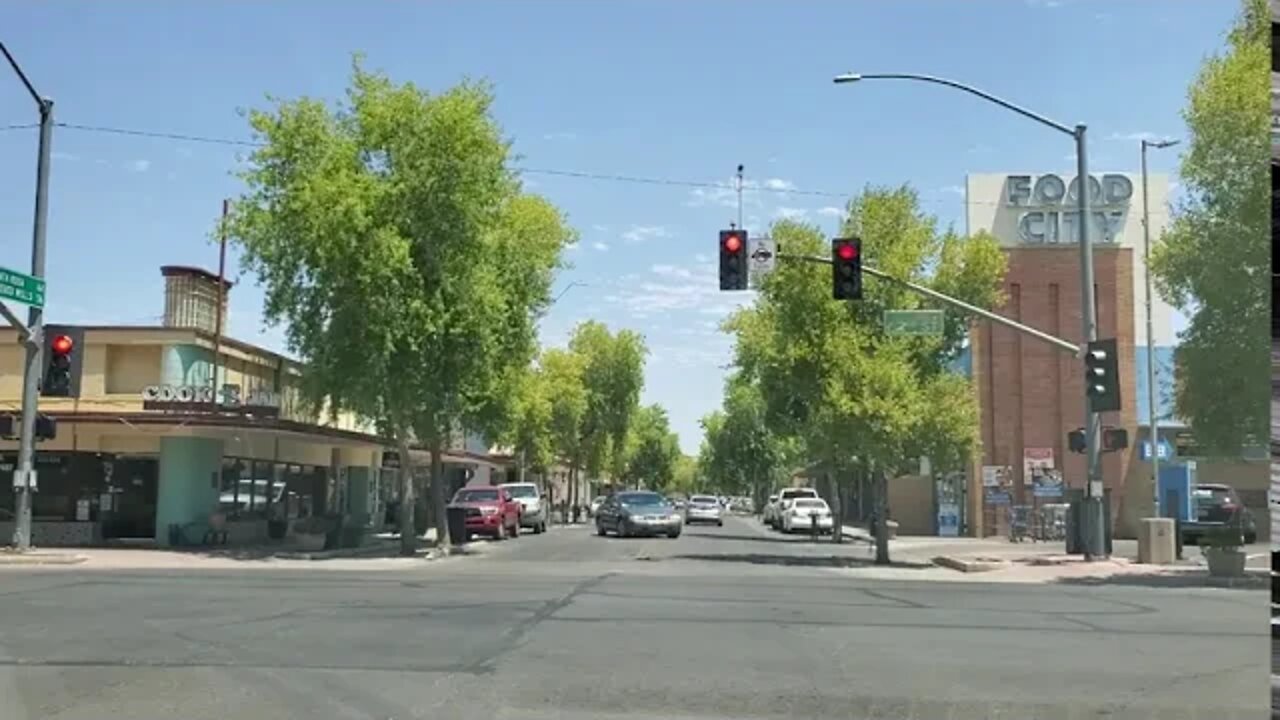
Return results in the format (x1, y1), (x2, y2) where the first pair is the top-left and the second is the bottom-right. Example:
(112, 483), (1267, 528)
(499, 482), (548, 534)
(765, 487), (819, 529)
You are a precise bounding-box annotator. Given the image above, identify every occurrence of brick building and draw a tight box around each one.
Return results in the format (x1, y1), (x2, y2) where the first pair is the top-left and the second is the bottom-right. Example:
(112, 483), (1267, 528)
(962, 171), (1177, 538)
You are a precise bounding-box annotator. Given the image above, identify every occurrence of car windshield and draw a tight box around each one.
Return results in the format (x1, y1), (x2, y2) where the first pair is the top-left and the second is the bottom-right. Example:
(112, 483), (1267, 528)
(781, 489), (816, 500)
(503, 485), (538, 498)
(691, 496), (717, 504)
(617, 493), (666, 507)
(454, 489), (499, 503)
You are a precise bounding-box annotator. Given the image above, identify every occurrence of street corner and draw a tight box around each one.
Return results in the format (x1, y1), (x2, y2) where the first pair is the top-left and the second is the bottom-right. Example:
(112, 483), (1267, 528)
(931, 555), (1009, 573)
(0, 549), (87, 566)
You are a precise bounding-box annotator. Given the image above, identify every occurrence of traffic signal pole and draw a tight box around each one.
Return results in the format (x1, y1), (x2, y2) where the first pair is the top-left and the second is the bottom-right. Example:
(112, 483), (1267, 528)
(1074, 125), (1107, 562)
(780, 252), (1082, 356)
(1, 43), (53, 551)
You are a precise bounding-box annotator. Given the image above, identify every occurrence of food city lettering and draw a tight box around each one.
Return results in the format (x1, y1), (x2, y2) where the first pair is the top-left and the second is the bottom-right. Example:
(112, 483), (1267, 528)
(1004, 173), (1134, 245)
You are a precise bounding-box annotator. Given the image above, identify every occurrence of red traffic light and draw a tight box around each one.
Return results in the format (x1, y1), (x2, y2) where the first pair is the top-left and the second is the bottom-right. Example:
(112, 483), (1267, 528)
(50, 334), (73, 355)
(723, 234), (742, 253)
(836, 242), (858, 261)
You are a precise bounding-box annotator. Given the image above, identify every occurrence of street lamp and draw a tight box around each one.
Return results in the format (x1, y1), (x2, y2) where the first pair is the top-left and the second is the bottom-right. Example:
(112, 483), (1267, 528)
(834, 71), (1106, 560)
(1140, 138), (1179, 521)
(552, 281), (586, 305)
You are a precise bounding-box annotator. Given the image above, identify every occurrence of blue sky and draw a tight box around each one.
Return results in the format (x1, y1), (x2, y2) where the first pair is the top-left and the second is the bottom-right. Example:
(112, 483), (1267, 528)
(0, 1), (1236, 454)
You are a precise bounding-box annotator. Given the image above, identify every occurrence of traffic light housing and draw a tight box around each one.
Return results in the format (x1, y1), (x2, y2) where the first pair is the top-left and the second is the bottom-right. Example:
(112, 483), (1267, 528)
(719, 229), (748, 291)
(1083, 337), (1120, 413)
(832, 237), (862, 300)
(0, 414), (57, 441)
(41, 325), (84, 398)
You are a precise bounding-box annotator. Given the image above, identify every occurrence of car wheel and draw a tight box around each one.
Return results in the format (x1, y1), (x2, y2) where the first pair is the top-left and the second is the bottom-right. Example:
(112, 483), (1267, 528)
(596, 523), (607, 537)
(510, 520), (519, 538)
(668, 531), (681, 539)
(1246, 531), (1257, 544)
(532, 522), (542, 535)
(717, 520), (723, 527)
(495, 522), (506, 541)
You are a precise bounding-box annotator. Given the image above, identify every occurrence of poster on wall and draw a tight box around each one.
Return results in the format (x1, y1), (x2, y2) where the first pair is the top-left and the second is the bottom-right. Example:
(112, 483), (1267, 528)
(937, 503), (960, 536)
(1022, 448), (1054, 485)
(982, 465), (1012, 488)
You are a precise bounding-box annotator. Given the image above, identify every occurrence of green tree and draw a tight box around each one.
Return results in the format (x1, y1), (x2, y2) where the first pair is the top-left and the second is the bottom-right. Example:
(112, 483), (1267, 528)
(540, 348), (588, 507)
(1150, 0), (1269, 456)
(619, 404), (682, 491)
(503, 364), (555, 484)
(563, 321), (647, 511)
(224, 58), (573, 554)
(727, 187), (1003, 562)
(698, 374), (794, 510)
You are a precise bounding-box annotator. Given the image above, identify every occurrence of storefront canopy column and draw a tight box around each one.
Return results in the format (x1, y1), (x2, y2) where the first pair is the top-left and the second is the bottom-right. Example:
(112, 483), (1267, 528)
(155, 436), (223, 546)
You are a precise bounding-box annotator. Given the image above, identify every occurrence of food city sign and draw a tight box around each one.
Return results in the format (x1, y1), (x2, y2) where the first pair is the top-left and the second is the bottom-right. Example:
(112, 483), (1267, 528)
(1004, 173), (1133, 245)
(141, 383), (280, 417)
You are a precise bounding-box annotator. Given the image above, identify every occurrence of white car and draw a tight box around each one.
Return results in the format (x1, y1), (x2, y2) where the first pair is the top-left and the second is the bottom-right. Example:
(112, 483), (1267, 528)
(765, 487), (819, 528)
(685, 495), (724, 526)
(780, 498), (835, 534)
(499, 482), (548, 534)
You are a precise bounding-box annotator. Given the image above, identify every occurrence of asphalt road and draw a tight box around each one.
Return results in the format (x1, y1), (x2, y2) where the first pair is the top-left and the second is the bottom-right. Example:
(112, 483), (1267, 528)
(0, 515), (1266, 720)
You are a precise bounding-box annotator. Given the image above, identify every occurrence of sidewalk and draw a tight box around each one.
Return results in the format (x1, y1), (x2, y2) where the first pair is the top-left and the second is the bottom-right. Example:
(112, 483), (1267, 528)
(838, 525), (1269, 588)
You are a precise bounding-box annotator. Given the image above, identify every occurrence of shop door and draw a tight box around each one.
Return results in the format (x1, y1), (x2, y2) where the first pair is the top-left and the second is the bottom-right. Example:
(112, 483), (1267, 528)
(103, 457), (159, 540)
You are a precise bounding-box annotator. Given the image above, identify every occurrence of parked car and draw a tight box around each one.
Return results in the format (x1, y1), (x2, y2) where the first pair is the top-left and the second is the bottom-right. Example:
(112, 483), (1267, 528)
(499, 482), (548, 534)
(595, 491), (683, 538)
(780, 498), (835, 534)
(449, 486), (522, 540)
(765, 488), (820, 529)
(685, 495), (724, 526)
(1182, 483), (1258, 545)
(589, 495), (607, 517)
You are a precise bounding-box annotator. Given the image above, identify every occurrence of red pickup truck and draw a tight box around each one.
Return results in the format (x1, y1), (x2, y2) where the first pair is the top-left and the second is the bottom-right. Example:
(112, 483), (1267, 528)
(450, 486), (522, 540)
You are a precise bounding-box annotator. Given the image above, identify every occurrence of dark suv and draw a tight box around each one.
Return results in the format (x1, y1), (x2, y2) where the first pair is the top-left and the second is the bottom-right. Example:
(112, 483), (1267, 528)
(1183, 483), (1258, 545)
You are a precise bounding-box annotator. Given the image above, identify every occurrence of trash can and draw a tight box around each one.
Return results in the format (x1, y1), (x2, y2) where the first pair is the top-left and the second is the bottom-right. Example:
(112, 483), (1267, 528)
(446, 506), (470, 545)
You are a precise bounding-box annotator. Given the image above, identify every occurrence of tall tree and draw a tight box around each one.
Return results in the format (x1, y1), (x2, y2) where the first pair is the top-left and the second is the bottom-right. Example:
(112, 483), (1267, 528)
(1150, 0), (1269, 455)
(698, 374), (793, 509)
(540, 348), (589, 510)
(619, 404), (682, 491)
(563, 321), (647, 512)
(225, 57), (573, 554)
(727, 187), (1003, 562)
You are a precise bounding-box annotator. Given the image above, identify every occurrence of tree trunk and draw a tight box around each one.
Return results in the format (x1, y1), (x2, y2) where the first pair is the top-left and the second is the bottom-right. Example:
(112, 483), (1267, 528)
(396, 433), (417, 557)
(828, 470), (843, 544)
(874, 469), (891, 565)
(429, 431), (450, 549)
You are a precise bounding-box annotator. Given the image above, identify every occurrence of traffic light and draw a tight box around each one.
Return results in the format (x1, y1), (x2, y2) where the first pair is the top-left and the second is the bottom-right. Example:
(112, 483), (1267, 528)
(719, 229), (748, 291)
(1083, 337), (1120, 413)
(0, 414), (57, 441)
(41, 325), (84, 398)
(832, 237), (862, 300)
(1067, 428), (1086, 454)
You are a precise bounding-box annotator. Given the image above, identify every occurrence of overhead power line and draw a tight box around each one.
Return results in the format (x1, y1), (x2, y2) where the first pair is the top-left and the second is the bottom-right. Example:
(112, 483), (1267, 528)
(0, 120), (850, 199)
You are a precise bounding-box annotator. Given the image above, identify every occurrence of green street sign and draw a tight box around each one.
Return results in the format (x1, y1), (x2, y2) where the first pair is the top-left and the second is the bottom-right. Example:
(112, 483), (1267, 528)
(0, 266), (45, 309)
(884, 309), (944, 336)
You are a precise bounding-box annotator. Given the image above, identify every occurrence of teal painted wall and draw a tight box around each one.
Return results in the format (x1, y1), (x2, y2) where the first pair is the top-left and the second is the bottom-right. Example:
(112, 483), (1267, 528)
(161, 344), (214, 387)
(155, 436), (224, 546)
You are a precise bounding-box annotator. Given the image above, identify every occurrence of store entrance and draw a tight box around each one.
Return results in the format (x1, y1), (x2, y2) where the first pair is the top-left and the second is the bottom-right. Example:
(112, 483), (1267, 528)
(102, 456), (159, 540)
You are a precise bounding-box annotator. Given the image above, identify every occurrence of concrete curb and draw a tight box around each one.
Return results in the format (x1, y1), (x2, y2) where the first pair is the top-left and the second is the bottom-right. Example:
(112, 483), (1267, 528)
(273, 542), (437, 561)
(0, 552), (88, 566)
(932, 556), (1007, 573)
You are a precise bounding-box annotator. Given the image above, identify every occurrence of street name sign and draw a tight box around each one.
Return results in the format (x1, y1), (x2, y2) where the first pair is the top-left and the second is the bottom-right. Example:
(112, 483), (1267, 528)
(884, 309), (944, 336)
(748, 235), (776, 289)
(0, 266), (45, 309)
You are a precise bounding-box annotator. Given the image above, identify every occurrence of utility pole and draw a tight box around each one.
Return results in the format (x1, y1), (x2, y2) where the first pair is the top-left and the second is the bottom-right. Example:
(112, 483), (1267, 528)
(2, 43), (53, 551)
(1140, 138), (1179, 523)
(735, 164), (744, 231)
(1074, 125), (1107, 562)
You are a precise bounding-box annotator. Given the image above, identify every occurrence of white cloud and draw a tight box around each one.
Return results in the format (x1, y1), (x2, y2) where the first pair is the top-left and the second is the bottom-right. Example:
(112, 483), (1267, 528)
(566, 242), (581, 252)
(773, 207), (807, 220)
(621, 225), (670, 244)
(685, 176), (796, 210)
(816, 206), (844, 218)
(1107, 131), (1176, 143)
(649, 343), (732, 368)
(605, 260), (751, 319)
(940, 185), (965, 196)
(591, 224), (609, 232)
(128, 159), (151, 173)
(592, 242), (609, 252)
